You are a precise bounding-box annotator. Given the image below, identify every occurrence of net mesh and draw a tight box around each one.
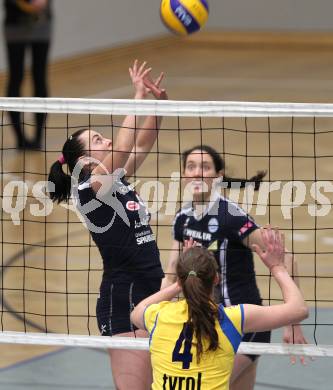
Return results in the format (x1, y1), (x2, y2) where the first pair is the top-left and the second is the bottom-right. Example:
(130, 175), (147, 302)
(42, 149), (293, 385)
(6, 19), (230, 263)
(0, 97), (332, 356)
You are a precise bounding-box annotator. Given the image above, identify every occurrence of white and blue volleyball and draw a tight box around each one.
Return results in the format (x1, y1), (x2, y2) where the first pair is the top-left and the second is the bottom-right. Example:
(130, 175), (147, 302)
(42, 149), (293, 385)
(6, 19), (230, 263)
(160, 0), (209, 36)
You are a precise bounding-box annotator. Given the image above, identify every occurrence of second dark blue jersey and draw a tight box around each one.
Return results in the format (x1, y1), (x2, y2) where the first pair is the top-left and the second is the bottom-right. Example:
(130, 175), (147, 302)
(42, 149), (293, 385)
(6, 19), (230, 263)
(74, 174), (164, 280)
(173, 194), (261, 305)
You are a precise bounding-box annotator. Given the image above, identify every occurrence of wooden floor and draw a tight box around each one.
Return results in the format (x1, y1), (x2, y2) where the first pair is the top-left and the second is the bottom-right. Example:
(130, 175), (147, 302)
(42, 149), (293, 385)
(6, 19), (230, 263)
(0, 31), (333, 368)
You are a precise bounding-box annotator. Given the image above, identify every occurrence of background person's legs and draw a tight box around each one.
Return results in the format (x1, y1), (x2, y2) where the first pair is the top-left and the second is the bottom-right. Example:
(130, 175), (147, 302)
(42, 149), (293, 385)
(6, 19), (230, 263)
(5, 41), (26, 148)
(31, 41), (50, 149)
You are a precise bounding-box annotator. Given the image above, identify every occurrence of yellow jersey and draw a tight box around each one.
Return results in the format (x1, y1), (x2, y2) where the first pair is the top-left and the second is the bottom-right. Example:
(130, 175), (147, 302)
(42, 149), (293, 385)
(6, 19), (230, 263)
(144, 300), (244, 390)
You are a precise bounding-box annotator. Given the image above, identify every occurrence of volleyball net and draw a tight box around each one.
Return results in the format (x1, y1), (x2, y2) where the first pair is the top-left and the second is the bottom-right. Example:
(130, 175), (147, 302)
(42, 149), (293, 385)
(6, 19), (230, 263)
(0, 97), (332, 357)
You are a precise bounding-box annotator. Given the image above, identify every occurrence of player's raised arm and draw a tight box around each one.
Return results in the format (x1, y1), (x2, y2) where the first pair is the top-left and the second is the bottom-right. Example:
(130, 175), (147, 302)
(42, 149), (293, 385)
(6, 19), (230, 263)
(131, 282), (181, 330)
(243, 227), (308, 334)
(92, 60), (163, 177)
(124, 68), (167, 177)
(161, 239), (183, 289)
(246, 226), (309, 363)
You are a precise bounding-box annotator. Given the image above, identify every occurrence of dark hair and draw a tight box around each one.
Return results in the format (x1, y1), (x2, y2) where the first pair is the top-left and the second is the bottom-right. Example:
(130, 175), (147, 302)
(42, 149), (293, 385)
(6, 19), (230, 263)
(182, 144), (266, 191)
(177, 247), (219, 362)
(48, 128), (87, 203)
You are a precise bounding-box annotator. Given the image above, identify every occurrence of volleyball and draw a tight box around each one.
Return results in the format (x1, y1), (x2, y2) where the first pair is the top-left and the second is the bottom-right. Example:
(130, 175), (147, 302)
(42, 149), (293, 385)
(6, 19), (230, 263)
(160, 0), (209, 36)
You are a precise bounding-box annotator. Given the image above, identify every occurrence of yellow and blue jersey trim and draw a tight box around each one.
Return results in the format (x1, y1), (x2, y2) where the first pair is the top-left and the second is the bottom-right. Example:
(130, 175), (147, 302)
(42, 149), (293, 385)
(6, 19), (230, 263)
(218, 304), (244, 353)
(148, 312), (159, 346)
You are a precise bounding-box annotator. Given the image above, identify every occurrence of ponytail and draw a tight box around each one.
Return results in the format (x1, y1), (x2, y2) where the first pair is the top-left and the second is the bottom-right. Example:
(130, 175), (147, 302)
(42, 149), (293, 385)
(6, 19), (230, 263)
(182, 145), (267, 191)
(47, 128), (87, 203)
(48, 161), (72, 203)
(177, 248), (219, 362)
(223, 170), (267, 191)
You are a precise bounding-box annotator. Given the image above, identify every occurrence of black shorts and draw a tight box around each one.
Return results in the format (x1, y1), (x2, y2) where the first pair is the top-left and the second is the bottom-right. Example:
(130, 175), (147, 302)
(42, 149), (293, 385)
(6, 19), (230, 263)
(242, 330), (271, 362)
(96, 277), (162, 336)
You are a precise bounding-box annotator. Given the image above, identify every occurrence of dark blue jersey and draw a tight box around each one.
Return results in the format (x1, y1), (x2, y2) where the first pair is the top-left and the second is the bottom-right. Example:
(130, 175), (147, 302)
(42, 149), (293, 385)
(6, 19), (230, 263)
(75, 174), (164, 280)
(173, 194), (261, 305)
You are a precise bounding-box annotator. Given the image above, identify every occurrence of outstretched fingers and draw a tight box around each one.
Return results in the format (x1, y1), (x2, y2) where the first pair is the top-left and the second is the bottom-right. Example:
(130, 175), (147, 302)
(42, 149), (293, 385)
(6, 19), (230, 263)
(128, 59), (167, 100)
(143, 78), (166, 99)
(271, 227), (284, 259)
(154, 72), (165, 88)
(137, 60), (148, 75)
(183, 237), (200, 251)
(260, 225), (270, 248)
(251, 243), (265, 259)
(139, 66), (152, 81)
(132, 59), (138, 73)
(128, 59), (138, 78)
(129, 61), (151, 78)
(256, 225), (286, 270)
(261, 225), (279, 254)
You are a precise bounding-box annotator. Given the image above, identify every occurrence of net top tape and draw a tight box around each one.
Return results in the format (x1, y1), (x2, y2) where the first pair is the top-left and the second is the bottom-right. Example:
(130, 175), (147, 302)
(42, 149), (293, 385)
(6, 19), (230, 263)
(2, 97), (333, 117)
(0, 332), (332, 357)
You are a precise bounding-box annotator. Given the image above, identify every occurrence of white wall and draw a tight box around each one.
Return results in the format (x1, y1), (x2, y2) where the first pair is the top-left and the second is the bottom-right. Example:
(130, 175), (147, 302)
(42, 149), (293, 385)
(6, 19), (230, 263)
(1, 0), (333, 72)
(0, 0), (166, 71)
(208, 0), (333, 31)
(50, 0), (166, 60)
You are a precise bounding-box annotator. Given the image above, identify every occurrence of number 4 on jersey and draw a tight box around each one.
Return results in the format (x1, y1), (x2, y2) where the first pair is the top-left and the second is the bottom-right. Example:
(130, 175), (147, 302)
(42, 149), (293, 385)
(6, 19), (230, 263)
(172, 323), (193, 369)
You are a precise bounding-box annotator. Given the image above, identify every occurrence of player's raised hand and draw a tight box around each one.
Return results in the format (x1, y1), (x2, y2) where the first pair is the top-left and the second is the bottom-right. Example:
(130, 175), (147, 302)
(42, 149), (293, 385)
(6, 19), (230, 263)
(129, 59), (167, 100)
(252, 226), (285, 271)
(144, 72), (168, 100)
(183, 237), (201, 253)
(129, 60), (153, 99)
(283, 324), (311, 365)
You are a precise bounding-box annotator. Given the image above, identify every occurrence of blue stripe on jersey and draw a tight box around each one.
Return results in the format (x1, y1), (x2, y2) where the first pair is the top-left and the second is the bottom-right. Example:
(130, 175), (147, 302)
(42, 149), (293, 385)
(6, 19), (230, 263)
(218, 305), (242, 353)
(240, 304), (244, 334)
(143, 305), (150, 331)
(170, 0), (201, 34)
(149, 313), (159, 346)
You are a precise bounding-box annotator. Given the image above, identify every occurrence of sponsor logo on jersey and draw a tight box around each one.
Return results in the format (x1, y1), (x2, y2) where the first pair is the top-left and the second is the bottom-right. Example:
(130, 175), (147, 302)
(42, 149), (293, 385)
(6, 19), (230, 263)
(162, 372), (202, 389)
(126, 201), (140, 211)
(239, 221), (254, 235)
(208, 217), (219, 233)
(184, 228), (211, 241)
(134, 216), (150, 229)
(117, 184), (131, 195)
(136, 233), (155, 245)
(208, 240), (218, 251)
